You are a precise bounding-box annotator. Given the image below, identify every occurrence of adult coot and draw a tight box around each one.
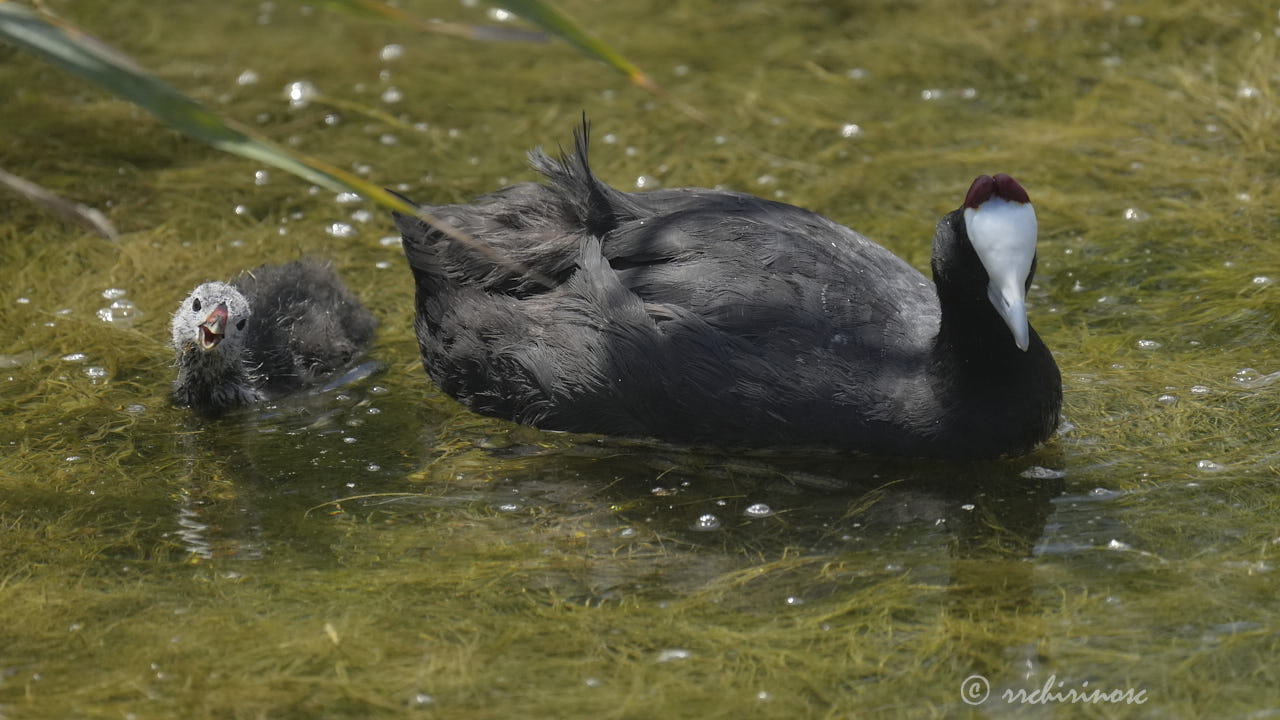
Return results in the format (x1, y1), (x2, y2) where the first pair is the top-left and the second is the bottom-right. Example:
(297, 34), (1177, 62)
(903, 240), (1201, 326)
(393, 122), (1061, 458)
(170, 259), (377, 414)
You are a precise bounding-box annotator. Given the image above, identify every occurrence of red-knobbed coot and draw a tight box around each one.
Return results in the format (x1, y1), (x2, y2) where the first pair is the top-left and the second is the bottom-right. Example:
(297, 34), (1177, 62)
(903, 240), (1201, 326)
(393, 122), (1061, 458)
(171, 259), (377, 414)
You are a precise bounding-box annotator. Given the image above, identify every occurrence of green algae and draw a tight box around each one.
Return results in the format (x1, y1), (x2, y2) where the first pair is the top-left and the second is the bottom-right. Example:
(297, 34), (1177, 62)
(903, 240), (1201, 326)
(1, 0), (1278, 718)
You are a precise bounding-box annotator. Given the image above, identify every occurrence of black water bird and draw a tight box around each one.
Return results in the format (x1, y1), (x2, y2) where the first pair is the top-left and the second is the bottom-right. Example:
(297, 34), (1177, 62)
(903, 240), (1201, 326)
(393, 122), (1061, 458)
(170, 259), (377, 414)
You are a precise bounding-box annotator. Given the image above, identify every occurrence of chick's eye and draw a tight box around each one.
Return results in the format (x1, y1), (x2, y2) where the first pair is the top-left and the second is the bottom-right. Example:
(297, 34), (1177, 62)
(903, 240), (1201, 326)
(192, 298), (202, 312)
(236, 318), (247, 331)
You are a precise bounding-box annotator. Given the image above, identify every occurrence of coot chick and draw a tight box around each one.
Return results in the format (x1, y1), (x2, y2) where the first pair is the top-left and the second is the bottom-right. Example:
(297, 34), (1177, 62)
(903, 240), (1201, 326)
(393, 122), (1061, 458)
(170, 259), (377, 414)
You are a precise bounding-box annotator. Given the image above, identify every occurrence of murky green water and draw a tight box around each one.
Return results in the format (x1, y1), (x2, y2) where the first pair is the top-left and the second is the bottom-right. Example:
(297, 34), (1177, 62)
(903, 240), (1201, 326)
(2, 0), (1278, 717)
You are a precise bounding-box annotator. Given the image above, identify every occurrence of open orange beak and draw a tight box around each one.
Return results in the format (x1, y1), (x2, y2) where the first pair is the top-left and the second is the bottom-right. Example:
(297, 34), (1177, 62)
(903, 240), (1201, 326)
(199, 303), (228, 350)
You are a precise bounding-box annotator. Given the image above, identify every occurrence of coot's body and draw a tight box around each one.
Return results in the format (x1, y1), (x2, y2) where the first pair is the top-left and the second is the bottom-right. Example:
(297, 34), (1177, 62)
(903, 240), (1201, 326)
(394, 123), (1061, 458)
(171, 259), (377, 414)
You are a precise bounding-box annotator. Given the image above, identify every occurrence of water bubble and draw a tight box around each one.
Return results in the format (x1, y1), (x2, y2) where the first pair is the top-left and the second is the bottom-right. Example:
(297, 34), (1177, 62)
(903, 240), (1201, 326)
(366, 463), (380, 472)
(1106, 539), (1132, 551)
(375, 261), (391, 270)
(920, 88), (944, 101)
(673, 64), (689, 77)
(960, 503), (976, 511)
(61, 353), (87, 363)
(97, 299), (140, 326)
(410, 693), (434, 706)
(743, 503), (773, 518)
(84, 366), (108, 382)
(1136, 339), (1161, 349)
(1190, 385), (1211, 394)
(840, 123), (863, 138)
(16, 297), (30, 304)
(846, 67), (868, 79)
(584, 677), (602, 688)
(1157, 394), (1177, 404)
(656, 649), (691, 662)
(350, 209), (373, 224)
(125, 404), (146, 414)
(1020, 466), (1066, 480)
(692, 513), (721, 531)
(785, 596), (804, 606)
(326, 223), (356, 238)
(234, 204), (248, 216)
(380, 133), (399, 146)
(380, 43), (404, 62)
(236, 69), (260, 86)
(254, 170), (270, 185)
(379, 235), (402, 247)
(1237, 83), (1260, 99)
(635, 175), (653, 189)
(1196, 459), (1225, 472)
(343, 437), (357, 444)
(1253, 276), (1272, 286)
(284, 80), (318, 108)
(102, 288), (127, 300)
(756, 174), (777, 186)
(960, 87), (978, 99)
(618, 527), (637, 538)
(1232, 368), (1258, 384)
(756, 690), (773, 701)
(487, 7), (513, 21)
(380, 86), (403, 104)
(497, 503), (521, 513)
(1122, 207), (1149, 221)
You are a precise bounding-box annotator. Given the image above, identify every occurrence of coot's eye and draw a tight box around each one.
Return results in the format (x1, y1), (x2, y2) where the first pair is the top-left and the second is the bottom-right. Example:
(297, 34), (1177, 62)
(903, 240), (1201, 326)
(192, 298), (202, 312)
(236, 318), (247, 331)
